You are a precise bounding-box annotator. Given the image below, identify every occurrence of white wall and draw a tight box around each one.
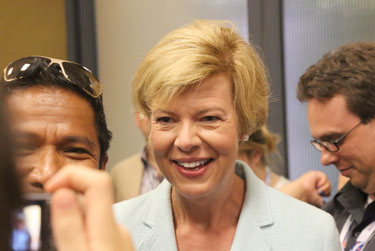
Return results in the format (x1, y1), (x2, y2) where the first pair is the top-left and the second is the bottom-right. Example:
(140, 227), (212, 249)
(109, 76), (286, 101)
(95, 0), (248, 169)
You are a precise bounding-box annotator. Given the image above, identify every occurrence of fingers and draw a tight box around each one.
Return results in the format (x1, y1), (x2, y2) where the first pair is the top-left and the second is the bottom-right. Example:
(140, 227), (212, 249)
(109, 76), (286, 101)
(51, 188), (88, 251)
(45, 165), (114, 218)
(45, 165), (133, 251)
(317, 181), (331, 197)
(307, 191), (324, 208)
(117, 225), (135, 251)
(45, 165), (112, 197)
(302, 171), (331, 197)
(313, 171), (328, 186)
(311, 171), (331, 196)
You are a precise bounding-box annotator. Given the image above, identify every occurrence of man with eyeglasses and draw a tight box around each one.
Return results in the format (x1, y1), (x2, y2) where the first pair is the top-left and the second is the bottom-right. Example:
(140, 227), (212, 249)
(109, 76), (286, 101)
(0, 56), (112, 193)
(297, 42), (375, 251)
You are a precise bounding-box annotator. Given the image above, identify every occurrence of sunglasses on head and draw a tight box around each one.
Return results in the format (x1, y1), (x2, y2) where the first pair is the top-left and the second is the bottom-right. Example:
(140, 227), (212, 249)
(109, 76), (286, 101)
(2, 56), (102, 98)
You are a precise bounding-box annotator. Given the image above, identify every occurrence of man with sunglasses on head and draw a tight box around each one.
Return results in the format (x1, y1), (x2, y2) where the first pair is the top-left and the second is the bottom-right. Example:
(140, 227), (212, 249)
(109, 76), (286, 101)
(0, 56), (112, 193)
(297, 42), (375, 251)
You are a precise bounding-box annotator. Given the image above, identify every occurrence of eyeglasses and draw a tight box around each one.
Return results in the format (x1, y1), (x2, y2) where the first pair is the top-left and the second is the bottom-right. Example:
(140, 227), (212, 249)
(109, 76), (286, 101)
(311, 120), (363, 152)
(2, 56), (102, 98)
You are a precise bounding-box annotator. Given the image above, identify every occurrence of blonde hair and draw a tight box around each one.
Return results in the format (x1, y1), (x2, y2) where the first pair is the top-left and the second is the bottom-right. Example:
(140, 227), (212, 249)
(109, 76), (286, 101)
(132, 20), (269, 136)
(239, 126), (280, 166)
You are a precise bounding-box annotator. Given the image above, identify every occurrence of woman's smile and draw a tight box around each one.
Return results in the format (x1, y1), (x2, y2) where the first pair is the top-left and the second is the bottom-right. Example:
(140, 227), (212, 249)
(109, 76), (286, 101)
(172, 158), (214, 177)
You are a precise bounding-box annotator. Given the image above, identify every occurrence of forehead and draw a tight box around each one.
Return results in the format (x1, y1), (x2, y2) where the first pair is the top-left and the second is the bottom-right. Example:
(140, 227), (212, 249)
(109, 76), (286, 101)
(5, 85), (99, 144)
(307, 94), (359, 137)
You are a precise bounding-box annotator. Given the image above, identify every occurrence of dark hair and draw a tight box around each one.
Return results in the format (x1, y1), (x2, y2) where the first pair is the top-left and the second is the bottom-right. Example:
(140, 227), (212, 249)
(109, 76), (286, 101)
(0, 58), (112, 168)
(297, 42), (375, 123)
(0, 92), (22, 250)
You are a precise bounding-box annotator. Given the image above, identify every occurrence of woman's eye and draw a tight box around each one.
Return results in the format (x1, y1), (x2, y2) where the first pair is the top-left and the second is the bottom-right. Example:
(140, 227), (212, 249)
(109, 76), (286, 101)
(202, 116), (220, 122)
(156, 117), (173, 124)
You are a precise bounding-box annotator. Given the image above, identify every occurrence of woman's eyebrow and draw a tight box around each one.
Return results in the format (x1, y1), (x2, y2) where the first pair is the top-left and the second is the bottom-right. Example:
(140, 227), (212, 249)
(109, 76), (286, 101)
(195, 108), (226, 116)
(153, 109), (176, 116)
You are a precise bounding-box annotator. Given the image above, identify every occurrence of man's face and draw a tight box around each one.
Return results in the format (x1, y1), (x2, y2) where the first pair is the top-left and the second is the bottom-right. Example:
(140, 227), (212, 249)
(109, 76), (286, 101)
(307, 94), (375, 195)
(6, 85), (102, 192)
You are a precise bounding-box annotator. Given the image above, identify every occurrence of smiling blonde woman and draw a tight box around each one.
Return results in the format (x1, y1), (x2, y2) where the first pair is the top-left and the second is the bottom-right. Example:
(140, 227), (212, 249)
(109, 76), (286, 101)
(114, 20), (341, 251)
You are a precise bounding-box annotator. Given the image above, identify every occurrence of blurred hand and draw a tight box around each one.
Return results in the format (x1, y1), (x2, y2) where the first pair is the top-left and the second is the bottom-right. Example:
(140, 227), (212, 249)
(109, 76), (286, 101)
(45, 166), (134, 251)
(279, 171), (331, 207)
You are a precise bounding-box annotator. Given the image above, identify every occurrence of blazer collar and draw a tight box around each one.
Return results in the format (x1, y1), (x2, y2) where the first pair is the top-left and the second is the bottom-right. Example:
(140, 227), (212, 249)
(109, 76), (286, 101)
(139, 180), (177, 250)
(231, 161), (273, 250)
(139, 161), (273, 251)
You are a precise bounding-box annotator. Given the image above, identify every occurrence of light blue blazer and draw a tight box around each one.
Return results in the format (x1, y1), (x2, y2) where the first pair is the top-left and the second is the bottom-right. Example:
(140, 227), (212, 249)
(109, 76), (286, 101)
(114, 161), (341, 251)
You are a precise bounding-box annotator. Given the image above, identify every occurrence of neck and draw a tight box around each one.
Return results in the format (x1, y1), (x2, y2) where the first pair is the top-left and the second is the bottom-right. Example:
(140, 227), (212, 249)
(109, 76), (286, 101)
(171, 173), (245, 230)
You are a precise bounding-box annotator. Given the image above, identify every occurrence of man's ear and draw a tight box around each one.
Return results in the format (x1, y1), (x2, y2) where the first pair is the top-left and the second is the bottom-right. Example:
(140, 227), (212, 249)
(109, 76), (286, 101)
(101, 155), (109, 171)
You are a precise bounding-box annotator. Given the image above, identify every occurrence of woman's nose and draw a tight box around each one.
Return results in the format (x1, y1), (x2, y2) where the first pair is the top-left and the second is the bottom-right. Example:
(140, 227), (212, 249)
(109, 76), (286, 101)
(320, 149), (339, 166)
(174, 123), (200, 152)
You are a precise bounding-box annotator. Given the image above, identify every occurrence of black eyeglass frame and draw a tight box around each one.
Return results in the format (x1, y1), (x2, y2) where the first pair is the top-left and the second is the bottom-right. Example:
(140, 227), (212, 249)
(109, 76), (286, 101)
(2, 56), (102, 98)
(310, 120), (363, 152)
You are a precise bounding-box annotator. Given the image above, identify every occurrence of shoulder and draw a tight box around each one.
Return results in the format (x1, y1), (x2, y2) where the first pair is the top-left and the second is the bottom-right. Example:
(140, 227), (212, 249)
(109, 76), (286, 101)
(113, 180), (171, 228)
(110, 153), (145, 202)
(110, 153), (143, 174)
(268, 186), (333, 222)
(114, 191), (152, 226)
(237, 161), (340, 250)
(253, 188), (340, 250)
(266, 188), (340, 249)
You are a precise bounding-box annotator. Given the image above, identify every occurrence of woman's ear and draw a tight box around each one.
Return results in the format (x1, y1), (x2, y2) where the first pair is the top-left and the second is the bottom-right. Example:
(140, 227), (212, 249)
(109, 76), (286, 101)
(240, 135), (249, 142)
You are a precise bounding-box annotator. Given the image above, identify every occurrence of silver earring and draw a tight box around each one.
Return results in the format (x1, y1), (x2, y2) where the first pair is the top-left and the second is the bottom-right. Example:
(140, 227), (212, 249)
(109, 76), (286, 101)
(242, 135), (249, 142)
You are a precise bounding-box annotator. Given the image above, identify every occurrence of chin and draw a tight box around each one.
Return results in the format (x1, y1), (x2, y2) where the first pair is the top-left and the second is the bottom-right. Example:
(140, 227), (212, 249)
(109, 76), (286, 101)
(173, 183), (215, 200)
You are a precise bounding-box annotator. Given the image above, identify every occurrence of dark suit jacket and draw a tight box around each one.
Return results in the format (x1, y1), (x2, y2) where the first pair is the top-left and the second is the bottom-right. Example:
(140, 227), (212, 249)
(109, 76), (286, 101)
(324, 182), (375, 251)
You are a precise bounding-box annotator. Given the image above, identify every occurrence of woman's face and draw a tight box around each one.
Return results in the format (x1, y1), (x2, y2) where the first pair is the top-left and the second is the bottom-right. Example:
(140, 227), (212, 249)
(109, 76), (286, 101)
(150, 72), (240, 199)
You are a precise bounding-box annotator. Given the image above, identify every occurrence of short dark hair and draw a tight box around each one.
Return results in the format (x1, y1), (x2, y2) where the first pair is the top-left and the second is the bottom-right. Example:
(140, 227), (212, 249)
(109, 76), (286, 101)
(0, 58), (112, 168)
(297, 42), (375, 123)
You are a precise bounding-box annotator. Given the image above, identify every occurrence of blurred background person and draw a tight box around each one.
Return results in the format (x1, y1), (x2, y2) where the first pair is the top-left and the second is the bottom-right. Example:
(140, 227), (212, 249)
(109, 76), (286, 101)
(111, 112), (162, 202)
(238, 126), (330, 207)
(238, 126), (288, 188)
(11, 212), (31, 251)
(0, 56), (112, 192)
(114, 20), (340, 250)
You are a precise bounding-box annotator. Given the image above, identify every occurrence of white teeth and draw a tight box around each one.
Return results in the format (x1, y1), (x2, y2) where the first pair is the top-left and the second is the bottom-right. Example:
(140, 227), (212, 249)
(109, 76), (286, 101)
(177, 159), (209, 169)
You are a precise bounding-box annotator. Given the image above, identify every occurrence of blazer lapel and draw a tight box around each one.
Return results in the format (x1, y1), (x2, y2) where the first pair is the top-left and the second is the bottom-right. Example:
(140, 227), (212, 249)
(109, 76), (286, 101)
(138, 181), (178, 251)
(231, 162), (273, 251)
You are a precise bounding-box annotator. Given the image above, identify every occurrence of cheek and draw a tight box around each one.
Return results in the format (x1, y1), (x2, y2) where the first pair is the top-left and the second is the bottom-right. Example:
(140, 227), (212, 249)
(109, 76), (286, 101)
(204, 127), (239, 156)
(14, 155), (37, 173)
(150, 130), (173, 157)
